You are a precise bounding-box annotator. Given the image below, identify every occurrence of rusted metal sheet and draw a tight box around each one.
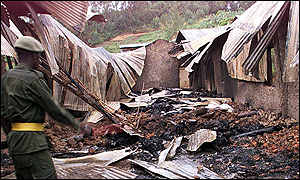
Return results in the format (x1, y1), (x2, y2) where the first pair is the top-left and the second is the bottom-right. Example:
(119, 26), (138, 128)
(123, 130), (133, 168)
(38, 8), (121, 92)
(283, 1), (299, 82)
(1, 34), (16, 57)
(158, 136), (183, 165)
(1, 21), (19, 46)
(2, 1), (104, 32)
(290, 51), (299, 68)
(222, 1), (286, 63)
(242, 2), (290, 75)
(55, 164), (137, 179)
(226, 35), (268, 82)
(186, 129), (217, 152)
(53, 147), (135, 166)
(181, 26), (229, 55)
(176, 26), (229, 44)
(36, 14), (145, 111)
(129, 157), (223, 179)
(4, 148), (137, 179)
(183, 30), (231, 73)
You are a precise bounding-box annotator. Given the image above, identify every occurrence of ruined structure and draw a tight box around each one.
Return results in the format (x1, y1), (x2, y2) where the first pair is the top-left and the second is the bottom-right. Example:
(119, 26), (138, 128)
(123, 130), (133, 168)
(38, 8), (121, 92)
(171, 1), (299, 120)
(134, 39), (179, 92)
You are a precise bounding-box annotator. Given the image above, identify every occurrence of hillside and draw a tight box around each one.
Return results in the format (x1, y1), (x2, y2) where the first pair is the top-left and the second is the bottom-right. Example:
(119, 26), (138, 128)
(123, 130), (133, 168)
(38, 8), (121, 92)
(93, 9), (244, 53)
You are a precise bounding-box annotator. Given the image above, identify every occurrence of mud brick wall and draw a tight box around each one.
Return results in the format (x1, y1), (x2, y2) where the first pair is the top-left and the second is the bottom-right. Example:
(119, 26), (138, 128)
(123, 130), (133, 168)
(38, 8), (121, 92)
(223, 78), (299, 121)
(133, 39), (179, 92)
(286, 78), (299, 121)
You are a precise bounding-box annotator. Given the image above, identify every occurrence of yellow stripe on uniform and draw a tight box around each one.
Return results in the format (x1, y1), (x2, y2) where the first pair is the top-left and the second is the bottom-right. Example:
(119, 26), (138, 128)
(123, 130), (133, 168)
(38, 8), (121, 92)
(11, 123), (44, 131)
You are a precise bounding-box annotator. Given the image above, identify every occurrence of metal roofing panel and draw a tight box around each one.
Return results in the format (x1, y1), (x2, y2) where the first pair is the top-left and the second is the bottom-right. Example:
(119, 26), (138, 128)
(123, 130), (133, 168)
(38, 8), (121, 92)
(129, 158), (223, 179)
(283, 1), (299, 82)
(290, 51), (299, 68)
(1, 21), (18, 57)
(226, 34), (268, 82)
(1, 34), (16, 57)
(53, 147), (135, 166)
(2, 1), (104, 32)
(186, 129), (217, 152)
(2, 1), (90, 32)
(182, 26), (229, 55)
(38, 14), (145, 110)
(177, 26), (229, 43)
(242, 2), (290, 75)
(222, 1), (286, 63)
(183, 30), (231, 72)
(40, 1), (88, 32)
(55, 164), (137, 179)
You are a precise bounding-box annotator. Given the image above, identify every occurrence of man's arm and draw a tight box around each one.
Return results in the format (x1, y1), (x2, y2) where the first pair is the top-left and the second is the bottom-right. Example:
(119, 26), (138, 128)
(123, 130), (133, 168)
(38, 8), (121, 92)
(27, 77), (80, 130)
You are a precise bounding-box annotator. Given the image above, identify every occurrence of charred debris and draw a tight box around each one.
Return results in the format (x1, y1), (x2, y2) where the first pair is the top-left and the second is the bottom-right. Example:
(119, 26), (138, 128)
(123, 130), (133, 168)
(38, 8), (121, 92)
(3, 87), (298, 179)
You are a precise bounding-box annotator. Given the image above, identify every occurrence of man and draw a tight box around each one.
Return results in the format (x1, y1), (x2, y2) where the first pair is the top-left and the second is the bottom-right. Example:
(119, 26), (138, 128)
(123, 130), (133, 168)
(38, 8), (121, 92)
(1, 36), (82, 179)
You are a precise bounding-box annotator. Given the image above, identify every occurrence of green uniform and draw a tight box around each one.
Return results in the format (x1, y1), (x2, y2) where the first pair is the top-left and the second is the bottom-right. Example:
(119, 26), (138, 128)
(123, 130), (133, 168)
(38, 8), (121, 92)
(1, 64), (80, 179)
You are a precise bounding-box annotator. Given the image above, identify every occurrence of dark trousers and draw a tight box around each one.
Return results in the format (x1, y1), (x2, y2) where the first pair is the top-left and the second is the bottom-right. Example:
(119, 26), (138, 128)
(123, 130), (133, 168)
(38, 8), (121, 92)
(11, 149), (57, 179)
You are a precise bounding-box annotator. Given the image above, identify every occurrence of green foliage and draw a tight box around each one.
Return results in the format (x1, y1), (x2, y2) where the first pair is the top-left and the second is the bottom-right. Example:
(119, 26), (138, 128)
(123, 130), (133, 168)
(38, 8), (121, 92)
(135, 30), (168, 42)
(184, 9), (244, 29)
(151, 17), (160, 29)
(103, 43), (121, 53)
(81, 1), (255, 49)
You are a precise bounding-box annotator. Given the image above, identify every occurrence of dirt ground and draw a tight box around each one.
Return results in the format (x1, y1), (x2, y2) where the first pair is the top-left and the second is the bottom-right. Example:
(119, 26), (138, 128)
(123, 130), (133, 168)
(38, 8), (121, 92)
(94, 32), (149, 48)
(110, 32), (148, 41)
(1, 88), (299, 179)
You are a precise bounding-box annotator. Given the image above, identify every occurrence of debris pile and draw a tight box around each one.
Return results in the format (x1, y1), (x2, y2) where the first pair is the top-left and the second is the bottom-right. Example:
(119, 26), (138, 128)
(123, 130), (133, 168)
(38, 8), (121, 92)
(1, 88), (299, 179)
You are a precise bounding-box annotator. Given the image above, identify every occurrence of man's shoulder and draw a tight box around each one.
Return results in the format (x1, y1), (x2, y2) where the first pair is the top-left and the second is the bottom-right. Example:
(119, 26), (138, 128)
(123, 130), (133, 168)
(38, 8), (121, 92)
(7, 68), (44, 82)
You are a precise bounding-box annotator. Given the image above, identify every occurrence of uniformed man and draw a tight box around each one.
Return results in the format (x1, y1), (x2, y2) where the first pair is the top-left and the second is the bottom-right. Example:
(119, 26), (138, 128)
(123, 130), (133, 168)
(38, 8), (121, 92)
(1, 36), (81, 179)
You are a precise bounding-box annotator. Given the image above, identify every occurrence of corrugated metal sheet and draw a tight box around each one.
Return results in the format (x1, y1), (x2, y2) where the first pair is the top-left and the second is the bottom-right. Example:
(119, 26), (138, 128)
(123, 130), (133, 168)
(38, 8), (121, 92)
(158, 136), (183, 165)
(1, 21), (19, 46)
(40, 1), (88, 32)
(55, 164), (137, 179)
(176, 26), (229, 43)
(1, 34), (16, 57)
(53, 148), (135, 166)
(38, 14), (146, 111)
(242, 2), (290, 75)
(181, 26), (229, 55)
(1, 21), (19, 58)
(221, 1), (286, 63)
(226, 32), (268, 82)
(183, 29), (231, 72)
(3, 148), (138, 179)
(290, 51), (299, 68)
(129, 158), (223, 179)
(283, 1), (299, 82)
(2, 1), (95, 32)
(186, 129), (217, 152)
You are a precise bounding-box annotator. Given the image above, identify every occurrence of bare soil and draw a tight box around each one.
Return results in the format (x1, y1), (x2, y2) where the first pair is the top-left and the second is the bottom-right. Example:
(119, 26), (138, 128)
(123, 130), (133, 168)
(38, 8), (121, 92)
(95, 32), (149, 48)
(110, 32), (148, 41)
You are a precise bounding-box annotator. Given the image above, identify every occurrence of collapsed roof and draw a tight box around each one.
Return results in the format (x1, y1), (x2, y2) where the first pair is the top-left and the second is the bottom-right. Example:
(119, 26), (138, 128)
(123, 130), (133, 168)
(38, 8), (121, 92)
(170, 1), (298, 82)
(1, 1), (105, 32)
(1, 2), (146, 112)
(38, 14), (146, 111)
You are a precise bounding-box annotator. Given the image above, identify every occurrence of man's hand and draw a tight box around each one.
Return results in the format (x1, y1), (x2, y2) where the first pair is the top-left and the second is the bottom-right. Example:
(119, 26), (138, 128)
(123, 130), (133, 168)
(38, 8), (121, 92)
(79, 123), (93, 138)
(1, 141), (8, 149)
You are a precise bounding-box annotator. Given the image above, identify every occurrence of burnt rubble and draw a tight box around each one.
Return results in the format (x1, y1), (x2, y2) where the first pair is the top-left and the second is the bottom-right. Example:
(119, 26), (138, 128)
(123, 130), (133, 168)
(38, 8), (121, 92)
(1, 88), (299, 179)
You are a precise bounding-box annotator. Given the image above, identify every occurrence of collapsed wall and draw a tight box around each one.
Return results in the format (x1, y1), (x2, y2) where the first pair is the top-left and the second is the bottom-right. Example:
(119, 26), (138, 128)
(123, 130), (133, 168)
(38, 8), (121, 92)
(133, 39), (179, 92)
